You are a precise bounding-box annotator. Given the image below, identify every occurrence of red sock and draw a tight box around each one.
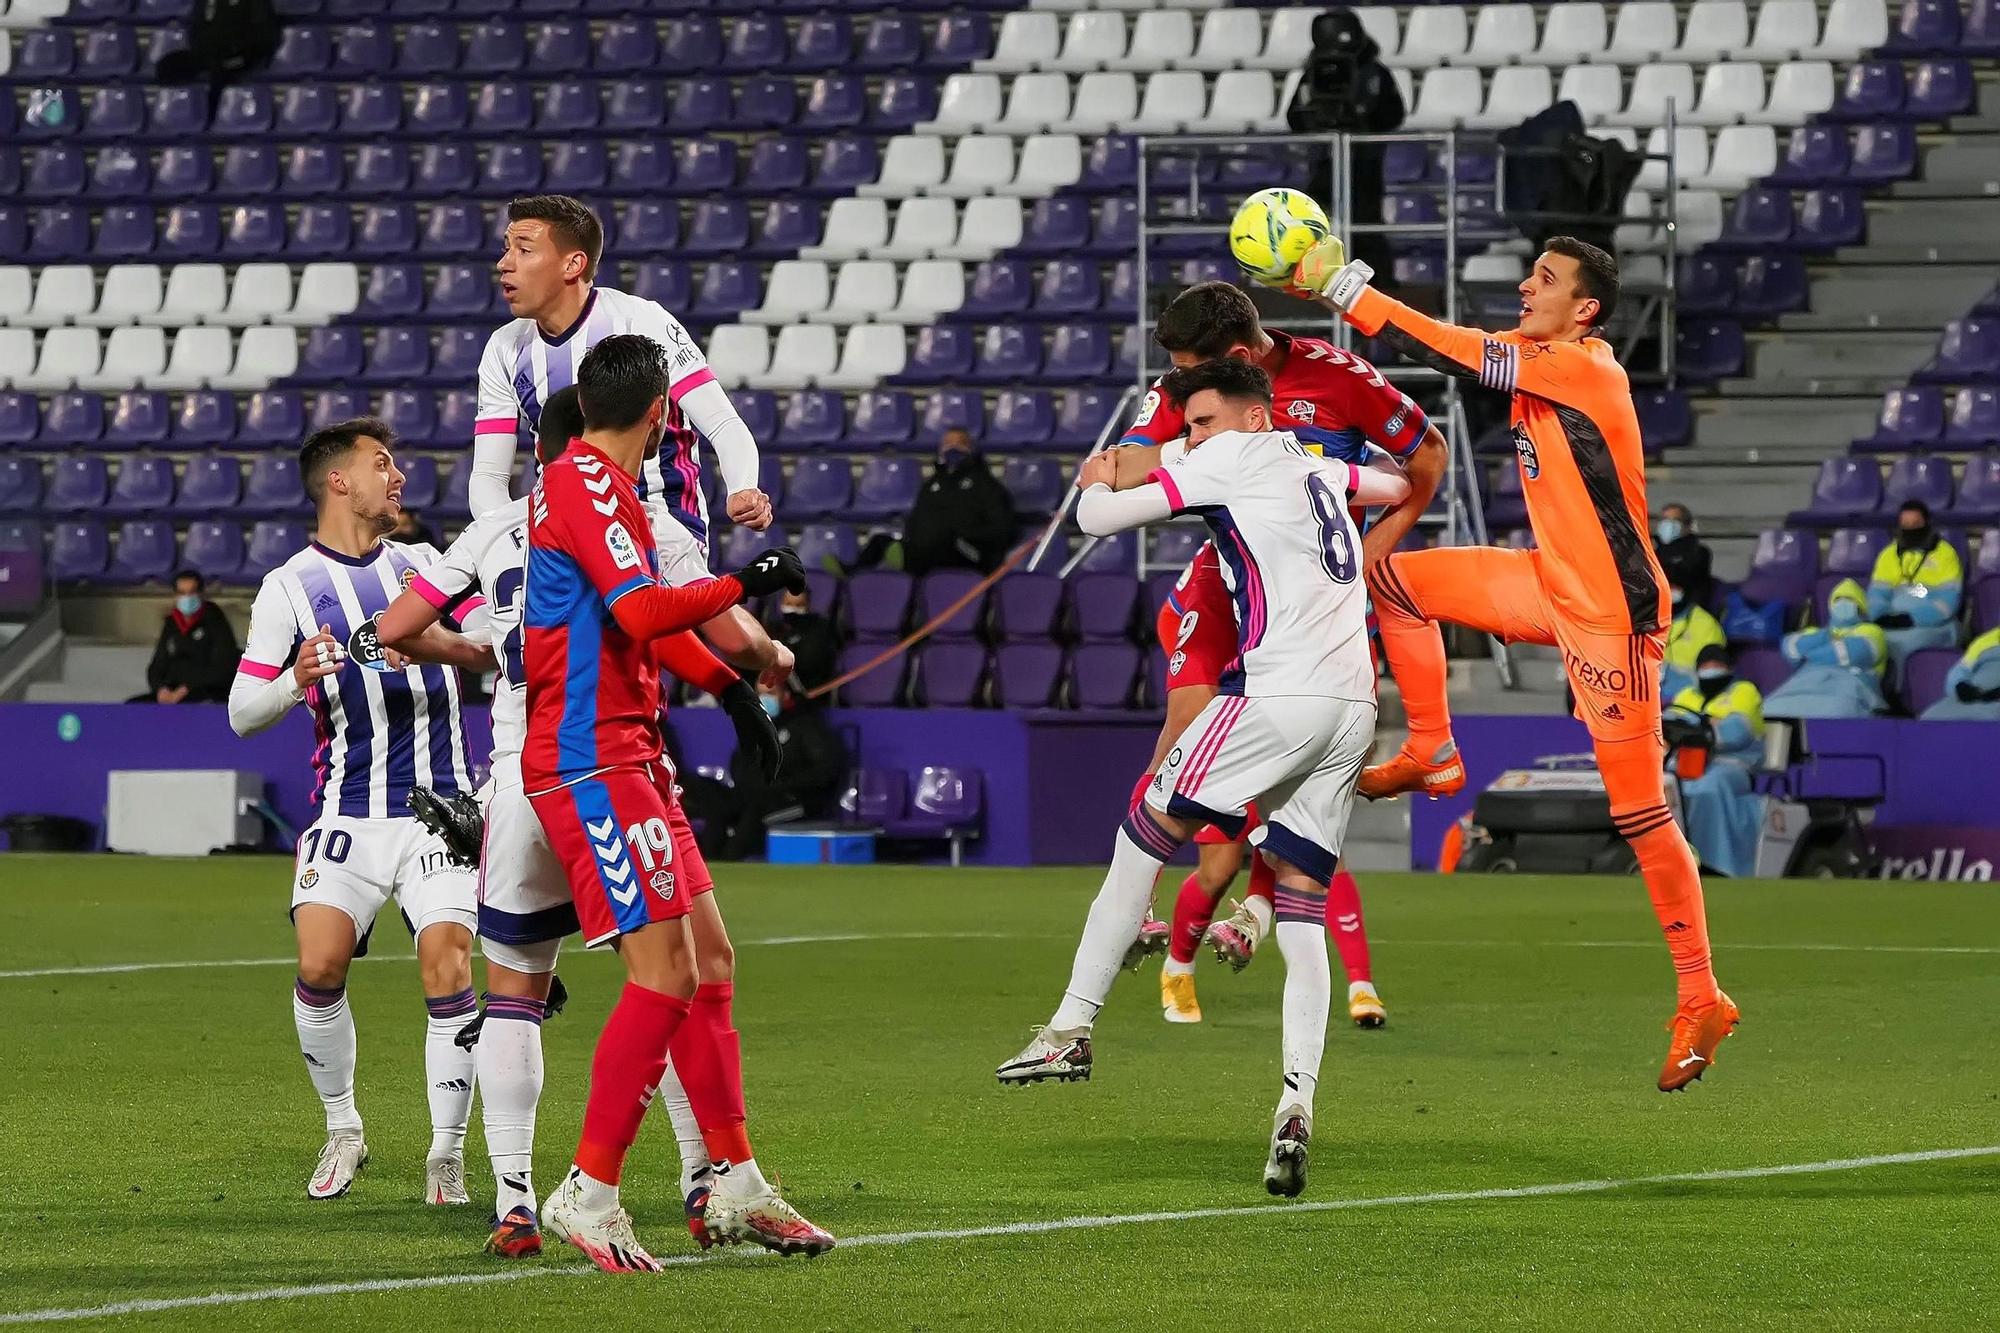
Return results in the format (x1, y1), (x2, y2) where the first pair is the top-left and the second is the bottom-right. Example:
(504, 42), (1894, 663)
(1325, 869), (1372, 984)
(576, 983), (690, 1186)
(1168, 873), (1225, 964)
(1247, 847), (1276, 904)
(1129, 772), (1154, 814)
(669, 980), (753, 1166)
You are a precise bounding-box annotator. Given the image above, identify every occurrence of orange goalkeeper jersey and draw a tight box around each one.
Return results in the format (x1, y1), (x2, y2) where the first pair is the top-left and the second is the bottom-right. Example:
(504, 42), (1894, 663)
(1346, 288), (1670, 635)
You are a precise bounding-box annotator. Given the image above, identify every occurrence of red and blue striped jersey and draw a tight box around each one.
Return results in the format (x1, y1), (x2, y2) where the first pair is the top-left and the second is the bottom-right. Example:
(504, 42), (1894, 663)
(522, 444), (663, 793)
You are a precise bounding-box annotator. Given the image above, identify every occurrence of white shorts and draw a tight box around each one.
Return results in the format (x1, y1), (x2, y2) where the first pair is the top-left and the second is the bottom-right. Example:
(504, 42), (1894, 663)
(290, 812), (476, 951)
(1148, 693), (1376, 886)
(475, 754), (572, 974)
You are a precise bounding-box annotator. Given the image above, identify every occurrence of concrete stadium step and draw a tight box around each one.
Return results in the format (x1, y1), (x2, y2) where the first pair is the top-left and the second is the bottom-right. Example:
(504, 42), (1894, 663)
(1889, 135), (2000, 199)
(1640, 467), (1819, 527)
(1690, 394), (1884, 451)
(1861, 198), (2000, 249)
(1716, 372), (1912, 397)
(1746, 328), (1936, 382)
(1776, 264), (1998, 332)
(20, 639), (150, 703)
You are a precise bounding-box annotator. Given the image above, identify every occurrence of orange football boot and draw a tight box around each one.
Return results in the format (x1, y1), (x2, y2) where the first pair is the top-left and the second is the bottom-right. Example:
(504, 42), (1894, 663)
(1358, 746), (1466, 800)
(1658, 990), (1741, 1092)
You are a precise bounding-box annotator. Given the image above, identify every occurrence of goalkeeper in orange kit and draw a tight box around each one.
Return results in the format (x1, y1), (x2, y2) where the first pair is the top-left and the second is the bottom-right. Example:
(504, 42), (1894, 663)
(1290, 234), (1739, 1092)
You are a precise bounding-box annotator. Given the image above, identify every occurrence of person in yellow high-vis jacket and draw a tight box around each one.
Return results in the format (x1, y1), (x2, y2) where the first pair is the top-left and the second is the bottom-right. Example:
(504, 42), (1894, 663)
(1766, 579), (1888, 719)
(1920, 626), (2000, 720)
(1665, 645), (1766, 877)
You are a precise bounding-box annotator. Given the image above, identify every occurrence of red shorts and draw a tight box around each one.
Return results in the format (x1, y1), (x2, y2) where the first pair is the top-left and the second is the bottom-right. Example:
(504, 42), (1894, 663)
(1194, 801), (1262, 846)
(530, 760), (712, 948)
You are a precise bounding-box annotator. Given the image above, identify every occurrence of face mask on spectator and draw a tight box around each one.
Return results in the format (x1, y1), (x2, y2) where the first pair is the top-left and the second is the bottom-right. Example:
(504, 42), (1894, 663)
(1829, 600), (1863, 628)
(1671, 587), (1686, 612)
(175, 594), (201, 617)
(1656, 518), (1684, 545)
(1696, 669), (1731, 700)
(1897, 523), (1932, 552)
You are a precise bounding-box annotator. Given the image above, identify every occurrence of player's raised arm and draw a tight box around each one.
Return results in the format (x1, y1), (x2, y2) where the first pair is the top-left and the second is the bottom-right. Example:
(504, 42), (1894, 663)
(470, 329), (523, 518)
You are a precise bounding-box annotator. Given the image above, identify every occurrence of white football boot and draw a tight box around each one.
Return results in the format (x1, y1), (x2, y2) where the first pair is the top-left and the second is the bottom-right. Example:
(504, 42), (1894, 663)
(306, 1131), (368, 1200)
(424, 1152), (469, 1205)
(541, 1169), (661, 1274)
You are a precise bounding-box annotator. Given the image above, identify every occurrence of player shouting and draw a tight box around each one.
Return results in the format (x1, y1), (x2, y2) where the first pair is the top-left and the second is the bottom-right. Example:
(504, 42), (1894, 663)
(519, 335), (829, 1271)
(1295, 234), (1739, 1090)
(228, 418), (495, 1202)
(999, 360), (1412, 1195)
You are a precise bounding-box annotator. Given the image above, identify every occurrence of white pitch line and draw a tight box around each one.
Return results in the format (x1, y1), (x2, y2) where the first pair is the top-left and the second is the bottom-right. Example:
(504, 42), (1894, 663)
(2, 1144), (1993, 1326)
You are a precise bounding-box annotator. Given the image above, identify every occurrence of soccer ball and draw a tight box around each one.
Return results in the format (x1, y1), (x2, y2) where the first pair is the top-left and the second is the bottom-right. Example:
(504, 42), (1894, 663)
(1229, 188), (1331, 287)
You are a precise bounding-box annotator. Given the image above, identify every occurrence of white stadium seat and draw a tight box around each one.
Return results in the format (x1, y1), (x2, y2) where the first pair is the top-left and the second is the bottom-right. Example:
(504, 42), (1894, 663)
(1050, 11), (1126, 74)
(1352, 7), (1400, 62)
(821, 323), (908, 390)
(745, 260), (830, 326)
(18, 327), (100, 391)
(1265, 69), (1304, 132)
(1689, 61), (1767, 127)
(1611, 63), (1697, 128)
(1556, 63), (1624, 124)
(1254, 7), (1322, 70)
(151, 264), (227, 327)
(1675, 0), (1751, 63)
(220, 263), (294, 327)
(994, 72), (1072, 135)
(285, 262), (361, 326)
(934, 134), (1015, 199)
(1463, 253), (1527, 284)
(1477, 65), (1554, 128)
(1597, 125), (1641, 153)
(1605, 2), (1678, 63)
(922, 73), (1004, 137)
(879, 197), (960, 261)
(1813, 0), (1888, 61)
(1114, 10), (1193, 71)
(1747, 0), (1820, 60)
(80, 325), (165, 392)
(152, 327), (233, 391)
(1406, 67), (1483, 131)
(888, 260), (967, 323)
(705, 325), (770, 389)
(1188, 7), (1262, 72)
(816, 261), (899, 325)
(939, 196), (1024, 260)
(1390, 6), (1466, 68)
(0, 268), (31, 323)
(1756, 61), (1835, 125)
(979, 11), (1059, 74)
(1614, 190), (1660, 252)
(1389, 67), (1414, 112)
(23, 266), (94, 329)
(1702, 124), (1779, 190)
(1005, 133), (1083, 197)
(1201, 69), (1276, 134)
(1128, 70), (1208, 134)
(1468, 5), (1539, 65)
(801, 199), (888, 263)
(1027, 0), (1090, 13)
(861, 136), (947, 200)
(759, 324), (838, 391)
(0, 329), (34, 388)
(1063, 71), (1139, 135)
(1529, 3), (1608, 66)
(1637, 127), (1710, 193)
(1675, 190), (1726, 249)
(214, 325), (298, 391)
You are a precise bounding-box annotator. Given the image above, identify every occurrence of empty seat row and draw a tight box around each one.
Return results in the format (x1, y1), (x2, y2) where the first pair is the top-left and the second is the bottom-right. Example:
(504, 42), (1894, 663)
(0, 326), (297, 393)
(1856, 386), (2000, 451)
(712, 319), (1169, 393)
(1405, 60), (1839, 133)
(0, 384), (488, 450)
(745, 254), (1181, 328)
(1790, 454), (2000, 528)
(982, 6), (1323, 75)
(860, 133), (1085, 200)
(0, 263), (358, 330)
(923, 67), (1292, 137)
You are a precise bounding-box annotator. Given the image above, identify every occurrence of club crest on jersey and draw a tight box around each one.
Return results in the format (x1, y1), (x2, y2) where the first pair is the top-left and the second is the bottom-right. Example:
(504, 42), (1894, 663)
(650, 869), (675, 900)
(1287, 400), (1317, 424)
(1511, 424), (1540, 480)
(400, 568), (418, 589)
(1169, 650), (1187, 676)
(298, 868), (319, 891)
(605, 522), (642, 571)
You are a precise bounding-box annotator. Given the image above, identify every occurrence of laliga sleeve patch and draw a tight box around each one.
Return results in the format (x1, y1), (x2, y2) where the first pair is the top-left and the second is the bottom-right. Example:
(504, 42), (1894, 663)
(1132, 389), (1161, 428)
(605, 521), (642, 571)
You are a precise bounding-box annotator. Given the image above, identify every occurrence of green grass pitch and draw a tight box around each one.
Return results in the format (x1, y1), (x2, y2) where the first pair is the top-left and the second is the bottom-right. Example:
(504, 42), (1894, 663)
(2, 856), (1997, 1330)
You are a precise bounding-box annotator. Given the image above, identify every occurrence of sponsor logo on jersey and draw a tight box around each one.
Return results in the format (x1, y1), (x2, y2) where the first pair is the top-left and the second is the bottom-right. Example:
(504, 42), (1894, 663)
(605, 521), (642, 571)
(650, 868), (675, 900)
(1511, 424), (1540, 480)
(1175, 610), (1200, 647)
(298, 868), (319, 890)
(1287, 400), (1317, 424)
(418, 849), (453, 877)
(347, 616), (390, 673)
(1167, 747), (1184, 769)
(1383, 406), (1409, 439)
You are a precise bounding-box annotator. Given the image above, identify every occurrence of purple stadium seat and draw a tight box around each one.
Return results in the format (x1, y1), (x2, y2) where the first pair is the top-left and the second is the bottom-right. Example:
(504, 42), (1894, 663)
(1000, 457), (1064, 515)
(397, 454), (439, 512)
(679, 140), (740, 195)
(469, 84), (533, 137)
(1856, 388), (1945, 452)
(378, 389), (438, 448)
(994, 643), (1063, 707)
(1071, 573), (1138, 642)
(1080, 135), (1139, 193)
(853, 457), (923, 520)
(1831, 61), (1905, 119)
(1720, 188), (1794, 249)
(82, 88), (144, 143)
(720, 525), (784, 570)
(671, 78), (732, 134)
(928, 12), (992, 66)
(271, 86), (337, 139)
(1017, 199), (1093, 259)
(1634, 389), (1693, 451)
(601, 143), (673, 197)
(1886, 0), (1963, 54)
(884, 767), (985, 847)
(222, 203), (286, 259)
(27, 206), (89, 263)
(417, 144), (476, 197)
(289, 205), (351, 259)
(245, 455), (308, 516)
(734, 75), (798, 129)
(724, 14), (786, 71)
(913, 390), (981, 445)
(628, 261), (690, 313)
(1071, 643), (1139, 709)
(920, 570), (988, 643)
(602, 79), (666, 133)
(849, 391), (915, 449)
(726, 389), (776, 447)
(293, 327), (361, 385)
(1033, 260), (1103, 317)
(1850, 124), (1918, 183)
(354, 204), (417, 258)
(1731, 646), (1792, 697)
(1045, 325), (1112, 383)
(240, 392), (303, 447)
(309, 389), (370, 433)
(967, 327), (1041, 384)
(1770, 126), (1850, 187)
(394, 20), (456, 74)
(1900, 647), (1956, 714)
(281, 146), (340, 199)
(961, 261), (1034, 320)
(795, 523), (858, 572)
(791, 14), (851, 70)
(685, 200), (750, 256)
(26, 146), (86, 201)
(1675, 321), (1746, 381)
(786, 457), (854, 518)
(464, 19), (526, 74)
(847, 571), (912, 640)
(176, 454), (242, 515)
(1916, 318), (2000, 384)
(918, 643), (988, 706)
(1052, 388), (1120, 448)
(1735, 254), (1809, 317)
(48, 456), (109, 513)
(799, 76), (867, 134)
(0, 395), (38, 448)
(776, 390), (845, 452)
(857, 14), (920, 71)
(593, 18), (656, 73)
(0, 459), (43, 515)
(1676, 256), (1736, 315)
(749, 199), (819, 257)
(691, 261), (761, 320)
(993, 572), (1064, 643)
(905, 328), (975, 383)
(1968, 0), (2000, 53)
(418, 202), (485, 259)
(149, 146), (211, 198)
(244, 520), (308, 582)
(51, 521), (110, 583)
(870, 77), (938, 132)
(477, 143), (543, 198)
(107, 519), (176, 584)
(434, 455), (474, 520)
(1946, 455), (2000, 525)
(219, 146), (277, 198)
(1884, 454), (1955, 511)
(835, 646), (902, 708)
(1826, 527), (1889, 577)
(332, 20), (392, 75)
(1104, 260), (1144, 319)
(745, 139), (809, 195)
(1797, 188), (1866, 251)
(432, 329), (483, 386)
(662, 15), (723, 71)
(42, 394), (104, 449)
(181, 521), (245, 583)
(843, 767), (909, 823)
(1789, 458), (1884, 527)
(422, 263), (486, 321)
(91, 204), (156, 260)
(616, 202), (680, 255)
(107, 456), (176, 517)
(985, 391), (1053, 451)
(537, 82), (599, 136)
(406, 83), (469, 137)
(1945, 388), (2000, 446)
(15, 29), (77, 80)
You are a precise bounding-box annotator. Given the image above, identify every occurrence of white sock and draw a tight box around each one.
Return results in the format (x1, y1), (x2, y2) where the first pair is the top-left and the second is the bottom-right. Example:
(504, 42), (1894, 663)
(476, 995), (546, 1217)
(566, 1164), (620, 1216)
(1275, 920), (1330, 1122)
(424, 987), (478, 1158)
(712, 1156), (772, 1197)
(1049, 826), (1172, 1032)
(652, 1058), (714, 1200)
(1163, 956), (1195, 977)
(1246, 894), (1275, 940)
(1348, 979), (1376, 999)
(293, 978), (361, 1135)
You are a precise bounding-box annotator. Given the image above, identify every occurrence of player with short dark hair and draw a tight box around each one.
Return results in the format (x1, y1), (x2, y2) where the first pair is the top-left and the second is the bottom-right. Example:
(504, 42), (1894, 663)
(1296, 233), (1739, 1091)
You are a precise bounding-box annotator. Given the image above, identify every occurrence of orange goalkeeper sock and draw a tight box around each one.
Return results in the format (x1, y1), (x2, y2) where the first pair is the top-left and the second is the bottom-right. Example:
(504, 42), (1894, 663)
(1366, 559), (1454, 757)
(1600, 739), (1717, 1005)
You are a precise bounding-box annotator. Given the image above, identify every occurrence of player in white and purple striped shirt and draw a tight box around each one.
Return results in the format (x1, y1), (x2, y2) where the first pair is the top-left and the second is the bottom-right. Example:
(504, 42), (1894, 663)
(470, 194), (773, 554)
(230, 417), (497, 1206)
